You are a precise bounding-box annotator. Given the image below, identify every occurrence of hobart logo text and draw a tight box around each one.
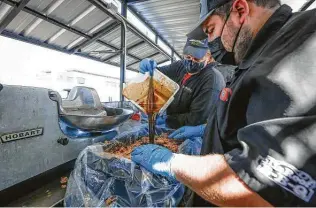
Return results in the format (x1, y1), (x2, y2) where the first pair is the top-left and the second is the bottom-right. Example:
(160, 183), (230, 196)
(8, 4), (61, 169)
(1, 128), (44, 143)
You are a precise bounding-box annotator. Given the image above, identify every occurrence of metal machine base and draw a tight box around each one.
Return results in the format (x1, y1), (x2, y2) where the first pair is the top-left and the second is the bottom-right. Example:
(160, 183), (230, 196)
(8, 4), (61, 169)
(0, 84), (133, 201)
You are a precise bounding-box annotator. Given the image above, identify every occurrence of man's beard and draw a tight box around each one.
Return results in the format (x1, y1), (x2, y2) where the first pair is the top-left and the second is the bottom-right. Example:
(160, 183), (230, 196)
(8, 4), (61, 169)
(224, 20), (253, 64)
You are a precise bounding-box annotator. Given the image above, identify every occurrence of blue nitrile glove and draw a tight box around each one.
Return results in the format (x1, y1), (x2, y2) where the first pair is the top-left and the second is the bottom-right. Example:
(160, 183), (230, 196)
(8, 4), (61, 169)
(156, 114), (167, 126)
(138, 124), (149, 137)
(139, 59), (157, 76)
(168, 124), (206, 140)
(131, 144), (176, 181)
(140, 113), (148, 123)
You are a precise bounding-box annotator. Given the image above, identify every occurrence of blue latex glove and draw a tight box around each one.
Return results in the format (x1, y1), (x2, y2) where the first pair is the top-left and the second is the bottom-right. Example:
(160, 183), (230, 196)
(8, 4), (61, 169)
(139, 59), (157, 76)
(156, 114), (167, 126)
(168, 124), (206, 139)
(131, 144), (176, 181)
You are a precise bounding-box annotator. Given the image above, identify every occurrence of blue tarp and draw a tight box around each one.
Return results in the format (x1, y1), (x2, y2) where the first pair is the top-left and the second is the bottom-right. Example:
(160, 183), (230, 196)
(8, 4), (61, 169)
(64, 124), (202, 207)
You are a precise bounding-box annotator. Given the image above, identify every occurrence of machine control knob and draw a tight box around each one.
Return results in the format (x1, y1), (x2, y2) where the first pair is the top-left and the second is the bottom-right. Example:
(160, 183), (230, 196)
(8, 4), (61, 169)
(57, 137), (69, 146)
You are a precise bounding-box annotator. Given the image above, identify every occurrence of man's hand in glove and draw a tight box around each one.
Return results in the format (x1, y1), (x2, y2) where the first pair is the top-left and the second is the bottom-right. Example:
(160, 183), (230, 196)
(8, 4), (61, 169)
(156, 114), (167, 126)
(139, 59), (157, 76)
(131, 144), (177, 181)
(168, 124), (205, 139)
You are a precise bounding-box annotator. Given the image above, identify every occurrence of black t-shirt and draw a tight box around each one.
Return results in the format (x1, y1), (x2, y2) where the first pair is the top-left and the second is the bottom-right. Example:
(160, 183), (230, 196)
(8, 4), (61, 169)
(157, 61), (226, 129)
(200, 5), (316, 206)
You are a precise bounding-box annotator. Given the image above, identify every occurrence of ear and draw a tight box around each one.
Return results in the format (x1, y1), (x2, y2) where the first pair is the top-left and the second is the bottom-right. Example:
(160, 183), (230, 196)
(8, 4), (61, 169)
(232, 0), (249, 24)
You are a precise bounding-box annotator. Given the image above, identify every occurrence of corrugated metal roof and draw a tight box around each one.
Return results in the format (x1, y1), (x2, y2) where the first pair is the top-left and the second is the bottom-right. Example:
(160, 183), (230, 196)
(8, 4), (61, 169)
(130, 0), (200, 57)
(0, 0), (172, 72)
(0, 2), (13, 22)
(130, 0), (315, 57)
(1, 0), (315, 72)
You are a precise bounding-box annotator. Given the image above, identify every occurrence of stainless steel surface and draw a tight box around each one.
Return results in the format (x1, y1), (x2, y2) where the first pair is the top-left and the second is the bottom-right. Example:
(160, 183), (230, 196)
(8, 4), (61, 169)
(52, 86), (134, 131)
(0, 85), (133, 191)
(61, 107), (133, 131)
(8, 175), (67, 207)
(0, 85), (92, 191)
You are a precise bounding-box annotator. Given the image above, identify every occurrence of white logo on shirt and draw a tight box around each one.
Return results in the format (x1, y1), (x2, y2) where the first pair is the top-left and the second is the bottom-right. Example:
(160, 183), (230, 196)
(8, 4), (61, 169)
(257, 156), (316, 202)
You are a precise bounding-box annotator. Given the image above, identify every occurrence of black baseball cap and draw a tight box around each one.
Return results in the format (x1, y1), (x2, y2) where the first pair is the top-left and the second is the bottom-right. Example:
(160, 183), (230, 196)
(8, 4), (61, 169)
(183, 38), (209, 59)
(187, 0), (231, 40)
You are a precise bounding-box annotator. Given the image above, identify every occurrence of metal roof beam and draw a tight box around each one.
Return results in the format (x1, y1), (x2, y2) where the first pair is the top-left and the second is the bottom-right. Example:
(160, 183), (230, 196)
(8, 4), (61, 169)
(1, 0), (91, 39)
(157, 59), (170, 65)
(126, 22), (171, 59)
(86, 0), (118, 21)
(127, 40), (145, 50)
(0, 0), (30, 34)
(1, 0), (143, 61)
(126, 0), (151, 5)
(300, 0), (316, 11)
(102, 40), (145, 62)
(89, 0), (172, 60)
(95, 39), (142, 61)
(126, 60), (139, 67)
(106, 61), (138, 72)
(127, 5), (182, 59)
(1, 30), (72, 54)
(74, 20), (120, 52)
(102, 51), (121, 62)
(126, 51), (160, 67)
(0, 0), (172, 72)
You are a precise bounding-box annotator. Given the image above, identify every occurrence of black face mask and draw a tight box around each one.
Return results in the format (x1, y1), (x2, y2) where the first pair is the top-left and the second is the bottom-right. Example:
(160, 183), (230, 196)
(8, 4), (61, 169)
(207, 9), (243, 66)
(183, 59), (205, 74)
(208, 37), (236, 65)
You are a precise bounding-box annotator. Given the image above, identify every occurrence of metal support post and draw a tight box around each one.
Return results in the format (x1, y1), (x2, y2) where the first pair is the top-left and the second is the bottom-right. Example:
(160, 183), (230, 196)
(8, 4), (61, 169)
(171, 50), (174, 63)
(299, 0), (316, 11)
(120, 0), (128, 101)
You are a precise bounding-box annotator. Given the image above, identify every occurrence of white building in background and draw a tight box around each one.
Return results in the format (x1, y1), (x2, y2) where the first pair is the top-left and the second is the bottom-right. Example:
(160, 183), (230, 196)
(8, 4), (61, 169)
(50, 69), (120, 101)
(0, 36), (138, 102)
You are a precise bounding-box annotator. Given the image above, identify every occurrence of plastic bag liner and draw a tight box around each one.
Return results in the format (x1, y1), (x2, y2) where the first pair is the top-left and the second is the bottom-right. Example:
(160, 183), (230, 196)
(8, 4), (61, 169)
(64, 127), (202, 207)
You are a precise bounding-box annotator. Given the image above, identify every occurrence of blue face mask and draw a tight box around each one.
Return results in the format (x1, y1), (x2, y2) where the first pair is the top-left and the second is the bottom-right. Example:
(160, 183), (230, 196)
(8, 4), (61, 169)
(183, 59), (205, 74)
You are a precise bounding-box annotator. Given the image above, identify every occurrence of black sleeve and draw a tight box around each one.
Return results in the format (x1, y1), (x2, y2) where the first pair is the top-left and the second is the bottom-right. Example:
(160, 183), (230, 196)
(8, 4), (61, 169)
(157, 60), (183, 82)
(221, 41), (316, 206)
(166, 70), (225, 128)
(167, 88), (220, 128)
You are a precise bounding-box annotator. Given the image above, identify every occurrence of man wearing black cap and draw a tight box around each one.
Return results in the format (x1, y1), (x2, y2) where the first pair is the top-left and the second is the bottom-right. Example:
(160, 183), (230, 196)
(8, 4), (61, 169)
(132, 0), (316, 206)
(139, 38), (226, 129)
